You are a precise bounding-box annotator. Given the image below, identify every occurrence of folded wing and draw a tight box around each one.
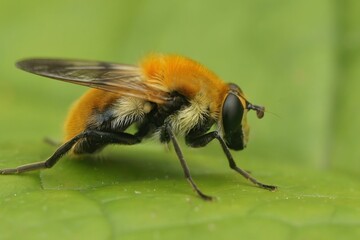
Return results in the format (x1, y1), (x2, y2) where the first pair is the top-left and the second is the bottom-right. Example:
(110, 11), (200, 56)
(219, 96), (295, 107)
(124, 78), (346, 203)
(16, 58), (170, 104)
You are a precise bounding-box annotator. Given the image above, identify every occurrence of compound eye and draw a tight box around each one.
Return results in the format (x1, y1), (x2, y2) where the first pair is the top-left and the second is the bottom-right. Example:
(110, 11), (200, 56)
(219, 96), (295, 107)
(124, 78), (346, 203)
(222, 93), (244, 137)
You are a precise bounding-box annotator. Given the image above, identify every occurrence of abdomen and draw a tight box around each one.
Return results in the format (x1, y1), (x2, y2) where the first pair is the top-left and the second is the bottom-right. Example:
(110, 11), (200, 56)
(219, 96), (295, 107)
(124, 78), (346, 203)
(63, 89), (120, 142)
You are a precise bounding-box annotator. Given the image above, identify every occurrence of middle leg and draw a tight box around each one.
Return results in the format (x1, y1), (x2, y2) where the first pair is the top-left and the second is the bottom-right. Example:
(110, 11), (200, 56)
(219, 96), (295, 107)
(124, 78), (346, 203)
(165, 125), (213, 200)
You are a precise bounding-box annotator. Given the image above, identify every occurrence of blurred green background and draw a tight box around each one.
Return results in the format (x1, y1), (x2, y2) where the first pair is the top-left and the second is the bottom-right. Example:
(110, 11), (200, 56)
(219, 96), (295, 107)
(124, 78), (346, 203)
(0, 0), (359, 239)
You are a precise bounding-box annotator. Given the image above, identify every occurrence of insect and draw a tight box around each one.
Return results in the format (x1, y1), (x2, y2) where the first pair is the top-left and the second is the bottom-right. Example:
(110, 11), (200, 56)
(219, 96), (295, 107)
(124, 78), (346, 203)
(0, 54), (277, 200)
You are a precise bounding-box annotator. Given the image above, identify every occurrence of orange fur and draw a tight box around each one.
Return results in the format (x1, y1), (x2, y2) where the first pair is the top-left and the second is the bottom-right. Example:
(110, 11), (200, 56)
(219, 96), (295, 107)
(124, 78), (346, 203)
(63, 89), (121, 141)
(64, 54), (230, 141)
(141, 54), (229, 116)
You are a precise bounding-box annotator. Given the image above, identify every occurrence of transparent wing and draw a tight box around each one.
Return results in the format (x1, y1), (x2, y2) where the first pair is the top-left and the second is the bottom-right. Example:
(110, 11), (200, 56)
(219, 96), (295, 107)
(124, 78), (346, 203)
(16, 58), (170, 104)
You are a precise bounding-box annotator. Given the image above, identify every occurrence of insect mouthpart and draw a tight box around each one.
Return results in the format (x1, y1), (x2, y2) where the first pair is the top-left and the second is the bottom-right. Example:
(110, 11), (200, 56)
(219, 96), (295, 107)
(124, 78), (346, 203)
(247, 103), (265, 119)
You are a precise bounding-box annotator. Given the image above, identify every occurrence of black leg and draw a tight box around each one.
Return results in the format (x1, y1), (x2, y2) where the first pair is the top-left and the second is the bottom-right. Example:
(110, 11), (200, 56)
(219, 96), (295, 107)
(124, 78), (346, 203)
(185, 131), (218, 148)
(186, 131), (277, 191)
(73, 130), (141, 154)
(215, 133), (277, 191)
(0, 130), (141, 174)
(166, 125), (213, 201)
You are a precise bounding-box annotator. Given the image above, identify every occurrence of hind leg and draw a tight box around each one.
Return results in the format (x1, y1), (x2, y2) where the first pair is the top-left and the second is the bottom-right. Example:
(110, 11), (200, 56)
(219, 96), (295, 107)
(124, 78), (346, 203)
(0, 130), (141, 174)
(73, 130), (141, 154)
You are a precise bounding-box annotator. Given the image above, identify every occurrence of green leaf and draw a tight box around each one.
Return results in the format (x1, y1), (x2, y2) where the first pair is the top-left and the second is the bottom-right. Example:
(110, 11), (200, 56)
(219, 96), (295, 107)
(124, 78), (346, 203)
(1, 0), (359, 240)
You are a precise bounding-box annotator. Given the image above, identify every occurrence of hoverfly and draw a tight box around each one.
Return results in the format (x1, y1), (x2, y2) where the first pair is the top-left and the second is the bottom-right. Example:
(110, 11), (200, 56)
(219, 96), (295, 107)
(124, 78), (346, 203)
(0, 54), (277, 200)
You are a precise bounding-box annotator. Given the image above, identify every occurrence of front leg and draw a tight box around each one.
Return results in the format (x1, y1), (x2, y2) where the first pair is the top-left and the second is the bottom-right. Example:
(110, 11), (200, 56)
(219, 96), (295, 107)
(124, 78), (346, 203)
(215, 134), (277, 191)
(186, 131), (277, 191)
(185, 131), (218, 148)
